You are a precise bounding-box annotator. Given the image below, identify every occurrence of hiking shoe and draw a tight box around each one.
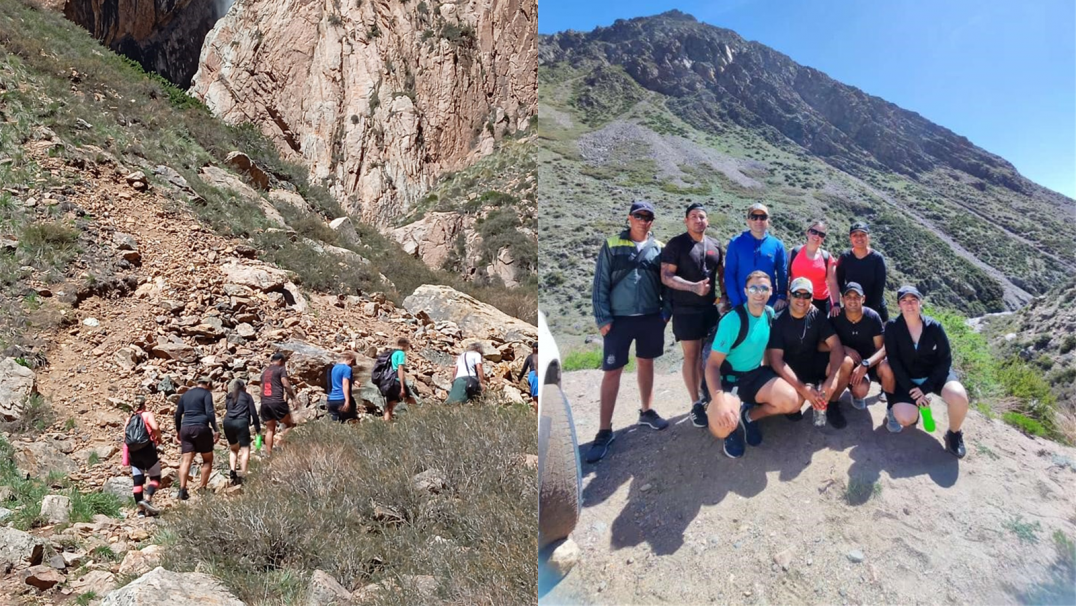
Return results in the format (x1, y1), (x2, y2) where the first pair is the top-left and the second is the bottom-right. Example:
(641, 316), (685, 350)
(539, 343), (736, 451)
(784, 410), (804, 421)
(136, 510), (147, 519)
(638, 409), (669, 431)
(741, 403), (762, 447)
(879, 392), (888, 403)
(585, 429), (616, 464)
(851, 397), (867, 410)
(827, 402), (848, 429)
(177, 488), (190, 501)
(723, 424), (745, 459)
(139, 500), (160, 515)
(945, 430), (967, 459)
(690, 401), (709, 428)
(885, 407), (902, 433)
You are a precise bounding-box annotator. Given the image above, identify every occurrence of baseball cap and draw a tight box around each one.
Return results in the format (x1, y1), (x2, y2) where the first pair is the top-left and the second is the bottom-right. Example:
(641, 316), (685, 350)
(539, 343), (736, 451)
(195, 376), (211, 385)
(849, 221), (870, 235)
(685, 202), (706, 217)
(270, 352), (287, 361)
(629, 200), (655, 216)
(842, 282), (865, 296)
(746, 202), (769, 217)
(789, 276), (813, 295)
(897, 285), (923, 301)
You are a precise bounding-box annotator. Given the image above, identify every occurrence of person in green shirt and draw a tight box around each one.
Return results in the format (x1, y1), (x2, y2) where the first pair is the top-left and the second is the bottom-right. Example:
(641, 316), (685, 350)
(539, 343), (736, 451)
(703, 271), (800, 458)
(383, 337), (414, 421)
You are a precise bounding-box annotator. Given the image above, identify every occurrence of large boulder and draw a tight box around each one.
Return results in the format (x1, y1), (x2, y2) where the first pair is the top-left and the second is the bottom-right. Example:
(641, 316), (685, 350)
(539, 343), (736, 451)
(0, 357), (36, 421)
(328, 216), (361, 248)
(40, 494), (71, 524)
(199, 166), (285, 226)
(306, 569), (352, 606)
(102, 476), (134, 500)
(270, 341), (336, 387)
(69, 570), (116, 596)
(224, 151), (270, 191)
(13, 441), (78, 478)
(149, 337), (198, 364)
(118, 545), (162, 577)
(100, 567), (244, 605)
(0, 527), (44, 567)
(220, 262), (290, 292)
(404, 285), (537, 343)
(392, 212), (477, 271)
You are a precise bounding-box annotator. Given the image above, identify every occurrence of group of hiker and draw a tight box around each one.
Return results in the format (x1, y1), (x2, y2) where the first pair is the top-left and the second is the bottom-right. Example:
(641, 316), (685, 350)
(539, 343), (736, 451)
(121, 337), (538, 516)
(587, 199), (970, 463)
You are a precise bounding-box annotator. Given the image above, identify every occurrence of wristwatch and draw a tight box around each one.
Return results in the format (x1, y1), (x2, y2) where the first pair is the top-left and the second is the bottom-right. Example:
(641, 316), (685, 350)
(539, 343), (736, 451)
(860, 360), (871, 368)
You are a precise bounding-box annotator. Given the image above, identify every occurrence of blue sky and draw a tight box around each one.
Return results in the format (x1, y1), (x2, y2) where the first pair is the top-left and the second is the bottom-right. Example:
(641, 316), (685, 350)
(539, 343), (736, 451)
(539, 0), (1076, 198)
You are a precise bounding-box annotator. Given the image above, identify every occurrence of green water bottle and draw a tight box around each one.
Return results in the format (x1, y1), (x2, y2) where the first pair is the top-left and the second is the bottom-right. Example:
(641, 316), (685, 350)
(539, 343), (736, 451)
(254, 434), (263, 451)
(919, 405), (936, 432)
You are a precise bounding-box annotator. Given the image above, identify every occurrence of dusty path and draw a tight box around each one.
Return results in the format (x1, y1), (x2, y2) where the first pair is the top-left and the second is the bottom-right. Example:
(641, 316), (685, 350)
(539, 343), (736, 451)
(542, 369), (1076, 605)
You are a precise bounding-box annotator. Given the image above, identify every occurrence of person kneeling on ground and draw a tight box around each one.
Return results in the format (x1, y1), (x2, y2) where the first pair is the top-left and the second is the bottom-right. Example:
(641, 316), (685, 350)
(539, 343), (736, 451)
(123, 396), (162, 517)
(174, 377), (219, 500)
(831, 282), (895, 409)
(703, 271), (801, 458)
(223, 379), (260, 485)
(258, 353), (297, 456)
(381, 338), (415, 421)
(767, 277), (850, 428)
(883, 285), (968, 458)
(327, 351), (359, 423)
(446, 342), (485, 404)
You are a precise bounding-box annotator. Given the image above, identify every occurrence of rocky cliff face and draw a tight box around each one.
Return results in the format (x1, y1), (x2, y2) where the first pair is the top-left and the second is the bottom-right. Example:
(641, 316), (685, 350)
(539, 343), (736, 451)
(189, 0), (537, 226)
(60, 0), (231, 87)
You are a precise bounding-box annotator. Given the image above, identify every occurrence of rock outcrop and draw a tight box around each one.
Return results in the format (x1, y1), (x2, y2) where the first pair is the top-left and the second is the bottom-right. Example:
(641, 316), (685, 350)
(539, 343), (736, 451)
(100, 566), (245, 605)
(404, 284), (536, 343)
(190, 0), (537, 225)
(0, 357), (35, 421)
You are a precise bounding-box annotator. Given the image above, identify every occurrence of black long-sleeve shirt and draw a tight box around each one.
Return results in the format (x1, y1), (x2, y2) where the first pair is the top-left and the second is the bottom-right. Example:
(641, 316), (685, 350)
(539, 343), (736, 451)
(518, 353), (537, 381)
(836, 250), (888, 320)
(225, 391), (260, 434)
(883, 314), (952, 395)
(174, 386), (219, 433)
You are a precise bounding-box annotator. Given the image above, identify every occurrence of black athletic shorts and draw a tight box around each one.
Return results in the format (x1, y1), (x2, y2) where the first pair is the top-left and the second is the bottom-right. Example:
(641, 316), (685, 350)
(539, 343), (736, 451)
(128, 444), (159, 471)
(326, 399), (359, 422)
(222, 417), (252, 448)
(179, 424), (214, 454)
(720, 366), (778, 405)
(260, 400), (290, 423)
(888, 371), (959, 409)
(812, 299), (831, 315)
(602, 314), (664, 371)
(672, 307), (719, 342)
(788, 355), (829, 386)
(381, 380), (403, 402)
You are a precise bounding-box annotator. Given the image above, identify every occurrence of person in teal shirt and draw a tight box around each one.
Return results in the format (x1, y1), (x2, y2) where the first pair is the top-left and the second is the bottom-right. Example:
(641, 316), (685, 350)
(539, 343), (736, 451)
(704, 271), (801, 459)
(383, 337), (414, 422)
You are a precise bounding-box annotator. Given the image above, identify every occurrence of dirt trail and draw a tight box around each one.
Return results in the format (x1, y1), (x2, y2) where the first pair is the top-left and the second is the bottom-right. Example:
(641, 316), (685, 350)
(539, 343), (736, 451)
(543, 369), (1076, 605)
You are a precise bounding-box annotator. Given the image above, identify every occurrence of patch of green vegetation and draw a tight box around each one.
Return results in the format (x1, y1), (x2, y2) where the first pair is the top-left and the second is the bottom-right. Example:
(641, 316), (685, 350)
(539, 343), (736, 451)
(562, 348), (636, 373)
(570, 65), (645, 127)
(928, 306), (1000, 404)
(162, 403), (535, 605)
(1003, 514), (1041, 544)
(69, 489), (122, 522)
(75, 592), (98, 606)
(973, 441), (1000, 460)
(844, 478), (882, 505)
(1002, 412), (1046, 437)
(91, 545), (120, 562)
(0, 393), (55, 436)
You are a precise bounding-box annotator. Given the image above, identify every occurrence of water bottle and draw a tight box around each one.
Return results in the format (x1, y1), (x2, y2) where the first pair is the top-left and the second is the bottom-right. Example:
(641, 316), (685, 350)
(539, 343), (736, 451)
(920, 404), (936, 432)
(809, 384), (826, 427)
(254, 434), (263, 451)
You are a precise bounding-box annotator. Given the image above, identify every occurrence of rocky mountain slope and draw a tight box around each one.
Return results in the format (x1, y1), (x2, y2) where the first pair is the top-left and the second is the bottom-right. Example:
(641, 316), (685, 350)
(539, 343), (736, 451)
(190, 0), (537, 227)
(538, 11), (1074, 341)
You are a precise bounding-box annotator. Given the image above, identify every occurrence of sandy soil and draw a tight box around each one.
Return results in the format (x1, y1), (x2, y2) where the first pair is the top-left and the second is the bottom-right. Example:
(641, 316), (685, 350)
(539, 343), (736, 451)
(542, 369), (1076, 605)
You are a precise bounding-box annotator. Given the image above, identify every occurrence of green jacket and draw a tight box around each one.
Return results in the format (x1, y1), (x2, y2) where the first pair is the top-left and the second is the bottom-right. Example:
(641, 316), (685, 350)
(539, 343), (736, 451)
(592, 229), (667, 328)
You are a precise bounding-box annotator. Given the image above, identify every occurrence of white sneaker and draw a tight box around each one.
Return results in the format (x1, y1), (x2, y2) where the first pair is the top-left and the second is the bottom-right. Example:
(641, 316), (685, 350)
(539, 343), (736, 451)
(852, 397), (867, 410)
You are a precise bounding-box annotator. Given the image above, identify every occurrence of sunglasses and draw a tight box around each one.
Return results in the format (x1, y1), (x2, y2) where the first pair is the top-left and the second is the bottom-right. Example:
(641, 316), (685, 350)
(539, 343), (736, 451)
(790, 291), (813, 300)
(632, 213), (655, 222)
(808, 228), (827, 239)
(746, 285), (771, 295)
(749, 214), (769, 221)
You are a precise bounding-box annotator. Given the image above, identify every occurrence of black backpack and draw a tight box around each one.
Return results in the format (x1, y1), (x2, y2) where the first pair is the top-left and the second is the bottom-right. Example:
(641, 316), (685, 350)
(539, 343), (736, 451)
(719, 304), (776, 379)
(371, 350), (399, 394)
(124, 412), (151, 452)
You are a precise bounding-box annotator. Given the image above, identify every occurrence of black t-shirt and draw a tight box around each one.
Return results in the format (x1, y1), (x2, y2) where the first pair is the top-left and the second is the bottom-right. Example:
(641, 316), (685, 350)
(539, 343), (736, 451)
(660, 232), (724, 311)
(768, 306), (836, 370)
(260, 365), (288, 405)
(836, 250), (888, 313)
(832, 307), (885, 360)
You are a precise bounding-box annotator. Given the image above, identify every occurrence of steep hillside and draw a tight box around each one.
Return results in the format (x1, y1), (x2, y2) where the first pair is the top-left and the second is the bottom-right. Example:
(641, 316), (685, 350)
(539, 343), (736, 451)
(538, 11), (1075, 341)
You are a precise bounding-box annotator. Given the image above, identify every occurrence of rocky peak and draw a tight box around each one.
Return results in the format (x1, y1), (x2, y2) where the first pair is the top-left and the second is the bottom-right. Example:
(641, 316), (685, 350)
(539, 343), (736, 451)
(190, 0), (538, 226)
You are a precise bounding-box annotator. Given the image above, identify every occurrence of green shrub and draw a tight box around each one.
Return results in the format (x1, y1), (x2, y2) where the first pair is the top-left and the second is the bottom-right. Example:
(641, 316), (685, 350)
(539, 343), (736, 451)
(1002, 412), (1046, 437)
(0, 393), (55, 436)
(69, 489), (122, 522)
(161, 404), (536, 605)
(927, 307), (1000, 402)
(562, 349), (635, 372)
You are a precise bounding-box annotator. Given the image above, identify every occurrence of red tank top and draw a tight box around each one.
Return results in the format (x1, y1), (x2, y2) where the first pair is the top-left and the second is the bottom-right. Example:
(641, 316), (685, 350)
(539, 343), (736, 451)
(790, 249), (831, 300)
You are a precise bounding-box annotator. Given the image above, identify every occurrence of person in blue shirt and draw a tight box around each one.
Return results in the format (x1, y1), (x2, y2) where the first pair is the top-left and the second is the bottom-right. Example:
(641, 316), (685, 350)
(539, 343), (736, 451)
(724, 202), (788, 311)
(327, 352), (359, 422)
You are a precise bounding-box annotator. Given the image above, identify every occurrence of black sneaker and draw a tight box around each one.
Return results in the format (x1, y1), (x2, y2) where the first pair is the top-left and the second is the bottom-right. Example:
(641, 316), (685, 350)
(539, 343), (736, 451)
(827, 401), (847, 429)
(638, 409), (669, 430)
(178, 488), (189, 501)
(585, 429), (616, 464)
(945, 429), (966, 459)
(741, 403), (762, 447)
(690, 401), (709, 428)
(723, 424), (745, 458)
(784, 410), (804, 422)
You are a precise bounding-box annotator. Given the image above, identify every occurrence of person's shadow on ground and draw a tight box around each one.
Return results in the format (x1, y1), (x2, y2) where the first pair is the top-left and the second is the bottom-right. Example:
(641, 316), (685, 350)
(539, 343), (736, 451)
(578, 395), (959, 556)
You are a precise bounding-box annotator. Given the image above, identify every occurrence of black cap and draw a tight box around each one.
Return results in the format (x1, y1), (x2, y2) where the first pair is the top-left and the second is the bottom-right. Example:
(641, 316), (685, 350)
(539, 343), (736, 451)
(270, 352), (287, 361)
(842, 282), (864, 296)
(630, 200), (655, 216)
(850, 221), (870, 235)
(685, 202), (706, 217)
(897, 285), (923, 301)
